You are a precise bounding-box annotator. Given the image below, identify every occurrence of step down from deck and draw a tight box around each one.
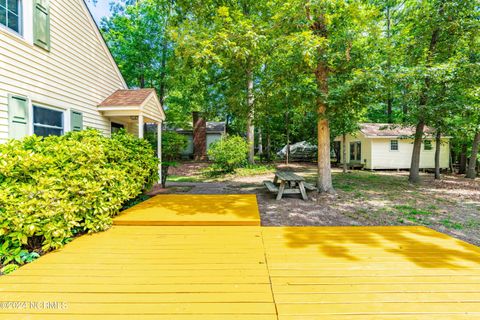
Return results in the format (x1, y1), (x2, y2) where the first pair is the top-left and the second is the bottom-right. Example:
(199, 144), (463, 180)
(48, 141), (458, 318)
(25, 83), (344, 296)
(114, 194), (261, 226)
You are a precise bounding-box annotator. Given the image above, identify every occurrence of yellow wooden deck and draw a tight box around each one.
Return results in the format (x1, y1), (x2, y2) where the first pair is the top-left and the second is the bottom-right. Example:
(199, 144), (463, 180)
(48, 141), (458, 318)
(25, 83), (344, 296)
(114, 194), (261, 226)
(263, 226), (480, 319)
(1, 195), (480, 319)
(0, 226), (276, 320)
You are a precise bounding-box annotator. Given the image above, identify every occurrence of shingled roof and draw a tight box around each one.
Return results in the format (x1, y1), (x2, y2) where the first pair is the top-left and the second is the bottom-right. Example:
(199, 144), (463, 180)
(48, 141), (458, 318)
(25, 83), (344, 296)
(360, 123), (436, 137)
(99, 89), (155, 107)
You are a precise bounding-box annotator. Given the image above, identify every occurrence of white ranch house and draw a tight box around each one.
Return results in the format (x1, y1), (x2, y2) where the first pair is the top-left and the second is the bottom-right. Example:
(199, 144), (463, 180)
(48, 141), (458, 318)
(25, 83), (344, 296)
(1, 0), (165, 174)
(334, 123), (451, 170)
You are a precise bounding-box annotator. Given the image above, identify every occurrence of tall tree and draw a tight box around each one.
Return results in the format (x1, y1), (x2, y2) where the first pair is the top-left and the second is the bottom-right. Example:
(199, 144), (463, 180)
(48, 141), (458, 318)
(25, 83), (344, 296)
(403, 0), (477, 183)
(270, 0), (379, 192)
(172, 1), (270, 164)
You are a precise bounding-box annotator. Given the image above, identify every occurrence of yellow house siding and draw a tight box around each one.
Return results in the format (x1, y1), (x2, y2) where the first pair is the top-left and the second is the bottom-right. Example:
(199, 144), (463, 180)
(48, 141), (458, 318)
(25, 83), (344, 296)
(335, 134), (373, 169)
(335, 133), (450, 170)
(370, 138), (450, 169)
(0, 0), (127, 141)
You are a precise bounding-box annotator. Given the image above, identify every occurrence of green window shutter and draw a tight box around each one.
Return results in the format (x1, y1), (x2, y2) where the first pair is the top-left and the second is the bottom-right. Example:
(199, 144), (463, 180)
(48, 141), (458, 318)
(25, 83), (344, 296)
(8, 95), (29, 139)
(33, 0), (50, 51)
(71, 110), (83, 132)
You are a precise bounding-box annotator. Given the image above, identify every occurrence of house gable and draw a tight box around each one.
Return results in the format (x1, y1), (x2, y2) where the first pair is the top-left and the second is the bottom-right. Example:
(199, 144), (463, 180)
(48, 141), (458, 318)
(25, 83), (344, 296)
(80, 0), (127, 89)
(0, 0), (128, 141)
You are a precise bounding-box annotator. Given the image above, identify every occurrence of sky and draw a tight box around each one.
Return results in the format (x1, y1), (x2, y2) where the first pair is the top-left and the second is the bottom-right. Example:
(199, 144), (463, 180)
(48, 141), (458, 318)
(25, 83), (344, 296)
(86, 0), (112, 23)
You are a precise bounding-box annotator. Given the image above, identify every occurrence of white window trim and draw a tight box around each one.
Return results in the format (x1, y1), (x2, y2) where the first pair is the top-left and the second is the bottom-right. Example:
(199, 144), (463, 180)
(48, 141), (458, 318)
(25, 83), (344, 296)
(0, 0), (33, 44)
(390, 140), (399, 152)
(30, 103), (70, 136)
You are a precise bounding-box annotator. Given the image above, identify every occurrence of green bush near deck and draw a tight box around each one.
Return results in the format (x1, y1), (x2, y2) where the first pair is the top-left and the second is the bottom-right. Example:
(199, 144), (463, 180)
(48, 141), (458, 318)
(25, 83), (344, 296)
(0, 130), (158, 268)
(207, 135), (249, 173)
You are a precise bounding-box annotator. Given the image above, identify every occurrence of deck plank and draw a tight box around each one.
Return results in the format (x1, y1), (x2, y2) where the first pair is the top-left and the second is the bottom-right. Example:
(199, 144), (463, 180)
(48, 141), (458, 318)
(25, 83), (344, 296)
(113, 194), (261, 226)
(0, 226), (275, 318)
(262, 226), (480, 318)
(2, 193), (480, 319)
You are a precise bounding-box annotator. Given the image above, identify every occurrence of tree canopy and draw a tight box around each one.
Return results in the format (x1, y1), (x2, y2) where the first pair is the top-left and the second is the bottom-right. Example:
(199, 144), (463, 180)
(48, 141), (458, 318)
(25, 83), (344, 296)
(99, 0), (480, 188)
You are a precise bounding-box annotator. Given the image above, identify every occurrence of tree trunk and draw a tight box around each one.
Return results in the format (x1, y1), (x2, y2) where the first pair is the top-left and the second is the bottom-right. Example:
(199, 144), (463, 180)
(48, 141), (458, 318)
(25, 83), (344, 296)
(161, 165), (169, 189)
(246, 65), (255, 164)
(408, 26), (440, 184)
(342, 133), (347, 173)
(386, 5), (393, 124)
(257, 127), (263, 158)
(306, 6), (334, 193)
(285, 108), (290, 165)
(409, 120), (425, 183)
(266, 129), (271, 162)
(387, 98), (393, 123)
(459, 144), (467, 174)
(159, 39), (168, 105)
(466, 131), (480, 179)
(434, 130), (441, 179)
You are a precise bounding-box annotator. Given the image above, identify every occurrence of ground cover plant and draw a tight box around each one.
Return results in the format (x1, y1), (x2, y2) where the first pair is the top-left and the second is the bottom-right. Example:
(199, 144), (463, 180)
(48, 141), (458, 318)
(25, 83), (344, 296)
(0, 130), (158, 274)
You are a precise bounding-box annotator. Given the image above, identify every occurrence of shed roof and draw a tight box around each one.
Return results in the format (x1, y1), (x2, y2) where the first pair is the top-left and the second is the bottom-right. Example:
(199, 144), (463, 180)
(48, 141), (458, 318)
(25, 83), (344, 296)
(97, 89), (165, 123)
(360, 123), (437, 138)
(99, 89), (156, 107)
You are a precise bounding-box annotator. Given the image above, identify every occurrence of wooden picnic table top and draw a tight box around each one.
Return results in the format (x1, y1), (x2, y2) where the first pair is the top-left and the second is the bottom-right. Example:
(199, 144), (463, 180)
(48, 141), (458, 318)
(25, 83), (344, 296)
(275, 171), (305, 182)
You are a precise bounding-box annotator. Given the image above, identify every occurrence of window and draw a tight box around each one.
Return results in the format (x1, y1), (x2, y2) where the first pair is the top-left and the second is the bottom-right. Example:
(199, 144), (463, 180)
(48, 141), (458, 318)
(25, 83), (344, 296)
(111, 122), (124, 134)
(390, 140), (399, 151)
(350, 142), (361, 162)
(33, 105), (64, 137)
(424, 140), (432, 151)
(0, 0), (22, 34)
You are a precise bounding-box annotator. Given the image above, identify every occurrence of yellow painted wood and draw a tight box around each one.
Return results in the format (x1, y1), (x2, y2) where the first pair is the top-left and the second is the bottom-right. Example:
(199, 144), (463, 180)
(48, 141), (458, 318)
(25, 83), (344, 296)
(279, 315), (480, 320)
(0, 226), (275, 318)
(0, 302), (276, 314)
(277, 302), (480, 314)
(262, 226), (480, 319)
(0, 316), (277, 320)
(275, 292), (480, 303)
(113, 194), (261, 226)
(2, 210), (480, 319)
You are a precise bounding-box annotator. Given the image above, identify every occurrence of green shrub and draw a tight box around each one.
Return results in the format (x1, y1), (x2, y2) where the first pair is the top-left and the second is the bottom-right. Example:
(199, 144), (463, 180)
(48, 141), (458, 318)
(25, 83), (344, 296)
(160, 131), (188, 188)
(0, 130), (158, 267)
(207, 135), (249, 173)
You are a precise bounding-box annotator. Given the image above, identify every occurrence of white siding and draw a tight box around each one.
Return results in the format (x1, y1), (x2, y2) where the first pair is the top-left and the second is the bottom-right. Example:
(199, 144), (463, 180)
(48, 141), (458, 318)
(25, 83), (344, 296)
(370, 138), (450, 169)
(335, 133), (373, 169)
(142, 95), (163, 122)
(0, 0), (126, 141)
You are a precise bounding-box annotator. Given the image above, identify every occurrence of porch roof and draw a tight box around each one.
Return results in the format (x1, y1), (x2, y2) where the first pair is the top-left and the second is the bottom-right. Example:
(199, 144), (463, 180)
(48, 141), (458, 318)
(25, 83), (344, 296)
(98, 89), (165, 123)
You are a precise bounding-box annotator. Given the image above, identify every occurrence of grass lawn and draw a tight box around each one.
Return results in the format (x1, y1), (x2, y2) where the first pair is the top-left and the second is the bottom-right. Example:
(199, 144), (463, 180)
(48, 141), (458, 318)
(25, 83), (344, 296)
(164, 161), (480, 246)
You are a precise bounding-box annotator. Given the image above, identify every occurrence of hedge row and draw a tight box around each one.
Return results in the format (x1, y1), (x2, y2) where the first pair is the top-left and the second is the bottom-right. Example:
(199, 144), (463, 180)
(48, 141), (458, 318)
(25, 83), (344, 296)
(0, 130), (158, 268)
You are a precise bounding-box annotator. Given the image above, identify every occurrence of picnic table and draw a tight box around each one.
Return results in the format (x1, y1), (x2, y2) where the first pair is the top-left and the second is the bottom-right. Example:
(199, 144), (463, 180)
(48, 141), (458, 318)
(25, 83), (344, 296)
(263, 171), (316, 201)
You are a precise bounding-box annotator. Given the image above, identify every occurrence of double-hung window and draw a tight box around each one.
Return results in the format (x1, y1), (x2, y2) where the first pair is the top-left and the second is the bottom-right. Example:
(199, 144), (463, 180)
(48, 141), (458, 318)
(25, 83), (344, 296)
(390, 140), (399, 151)
(33, 105), (64, 137)
(0, 0), (22, 34)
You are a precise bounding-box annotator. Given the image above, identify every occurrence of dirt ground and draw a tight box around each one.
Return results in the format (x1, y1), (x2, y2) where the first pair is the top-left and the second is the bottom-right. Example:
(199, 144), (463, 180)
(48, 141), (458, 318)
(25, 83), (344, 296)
(161, 161), (480, 246)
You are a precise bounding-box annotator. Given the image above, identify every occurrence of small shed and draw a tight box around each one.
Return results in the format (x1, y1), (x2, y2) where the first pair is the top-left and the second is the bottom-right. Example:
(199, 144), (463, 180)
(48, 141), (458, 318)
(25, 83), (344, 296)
(334, 123), (451, 170)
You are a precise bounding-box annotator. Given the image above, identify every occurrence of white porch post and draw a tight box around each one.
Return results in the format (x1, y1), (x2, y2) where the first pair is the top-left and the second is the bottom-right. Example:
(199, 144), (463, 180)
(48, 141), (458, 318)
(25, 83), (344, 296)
(157, 121), (162, 184)
(138, 114), (144, 138)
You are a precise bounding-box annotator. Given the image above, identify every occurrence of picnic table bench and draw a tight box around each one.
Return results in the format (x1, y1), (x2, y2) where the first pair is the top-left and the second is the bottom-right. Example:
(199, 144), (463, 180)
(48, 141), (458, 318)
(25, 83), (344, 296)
(264, 171), (316, 201)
